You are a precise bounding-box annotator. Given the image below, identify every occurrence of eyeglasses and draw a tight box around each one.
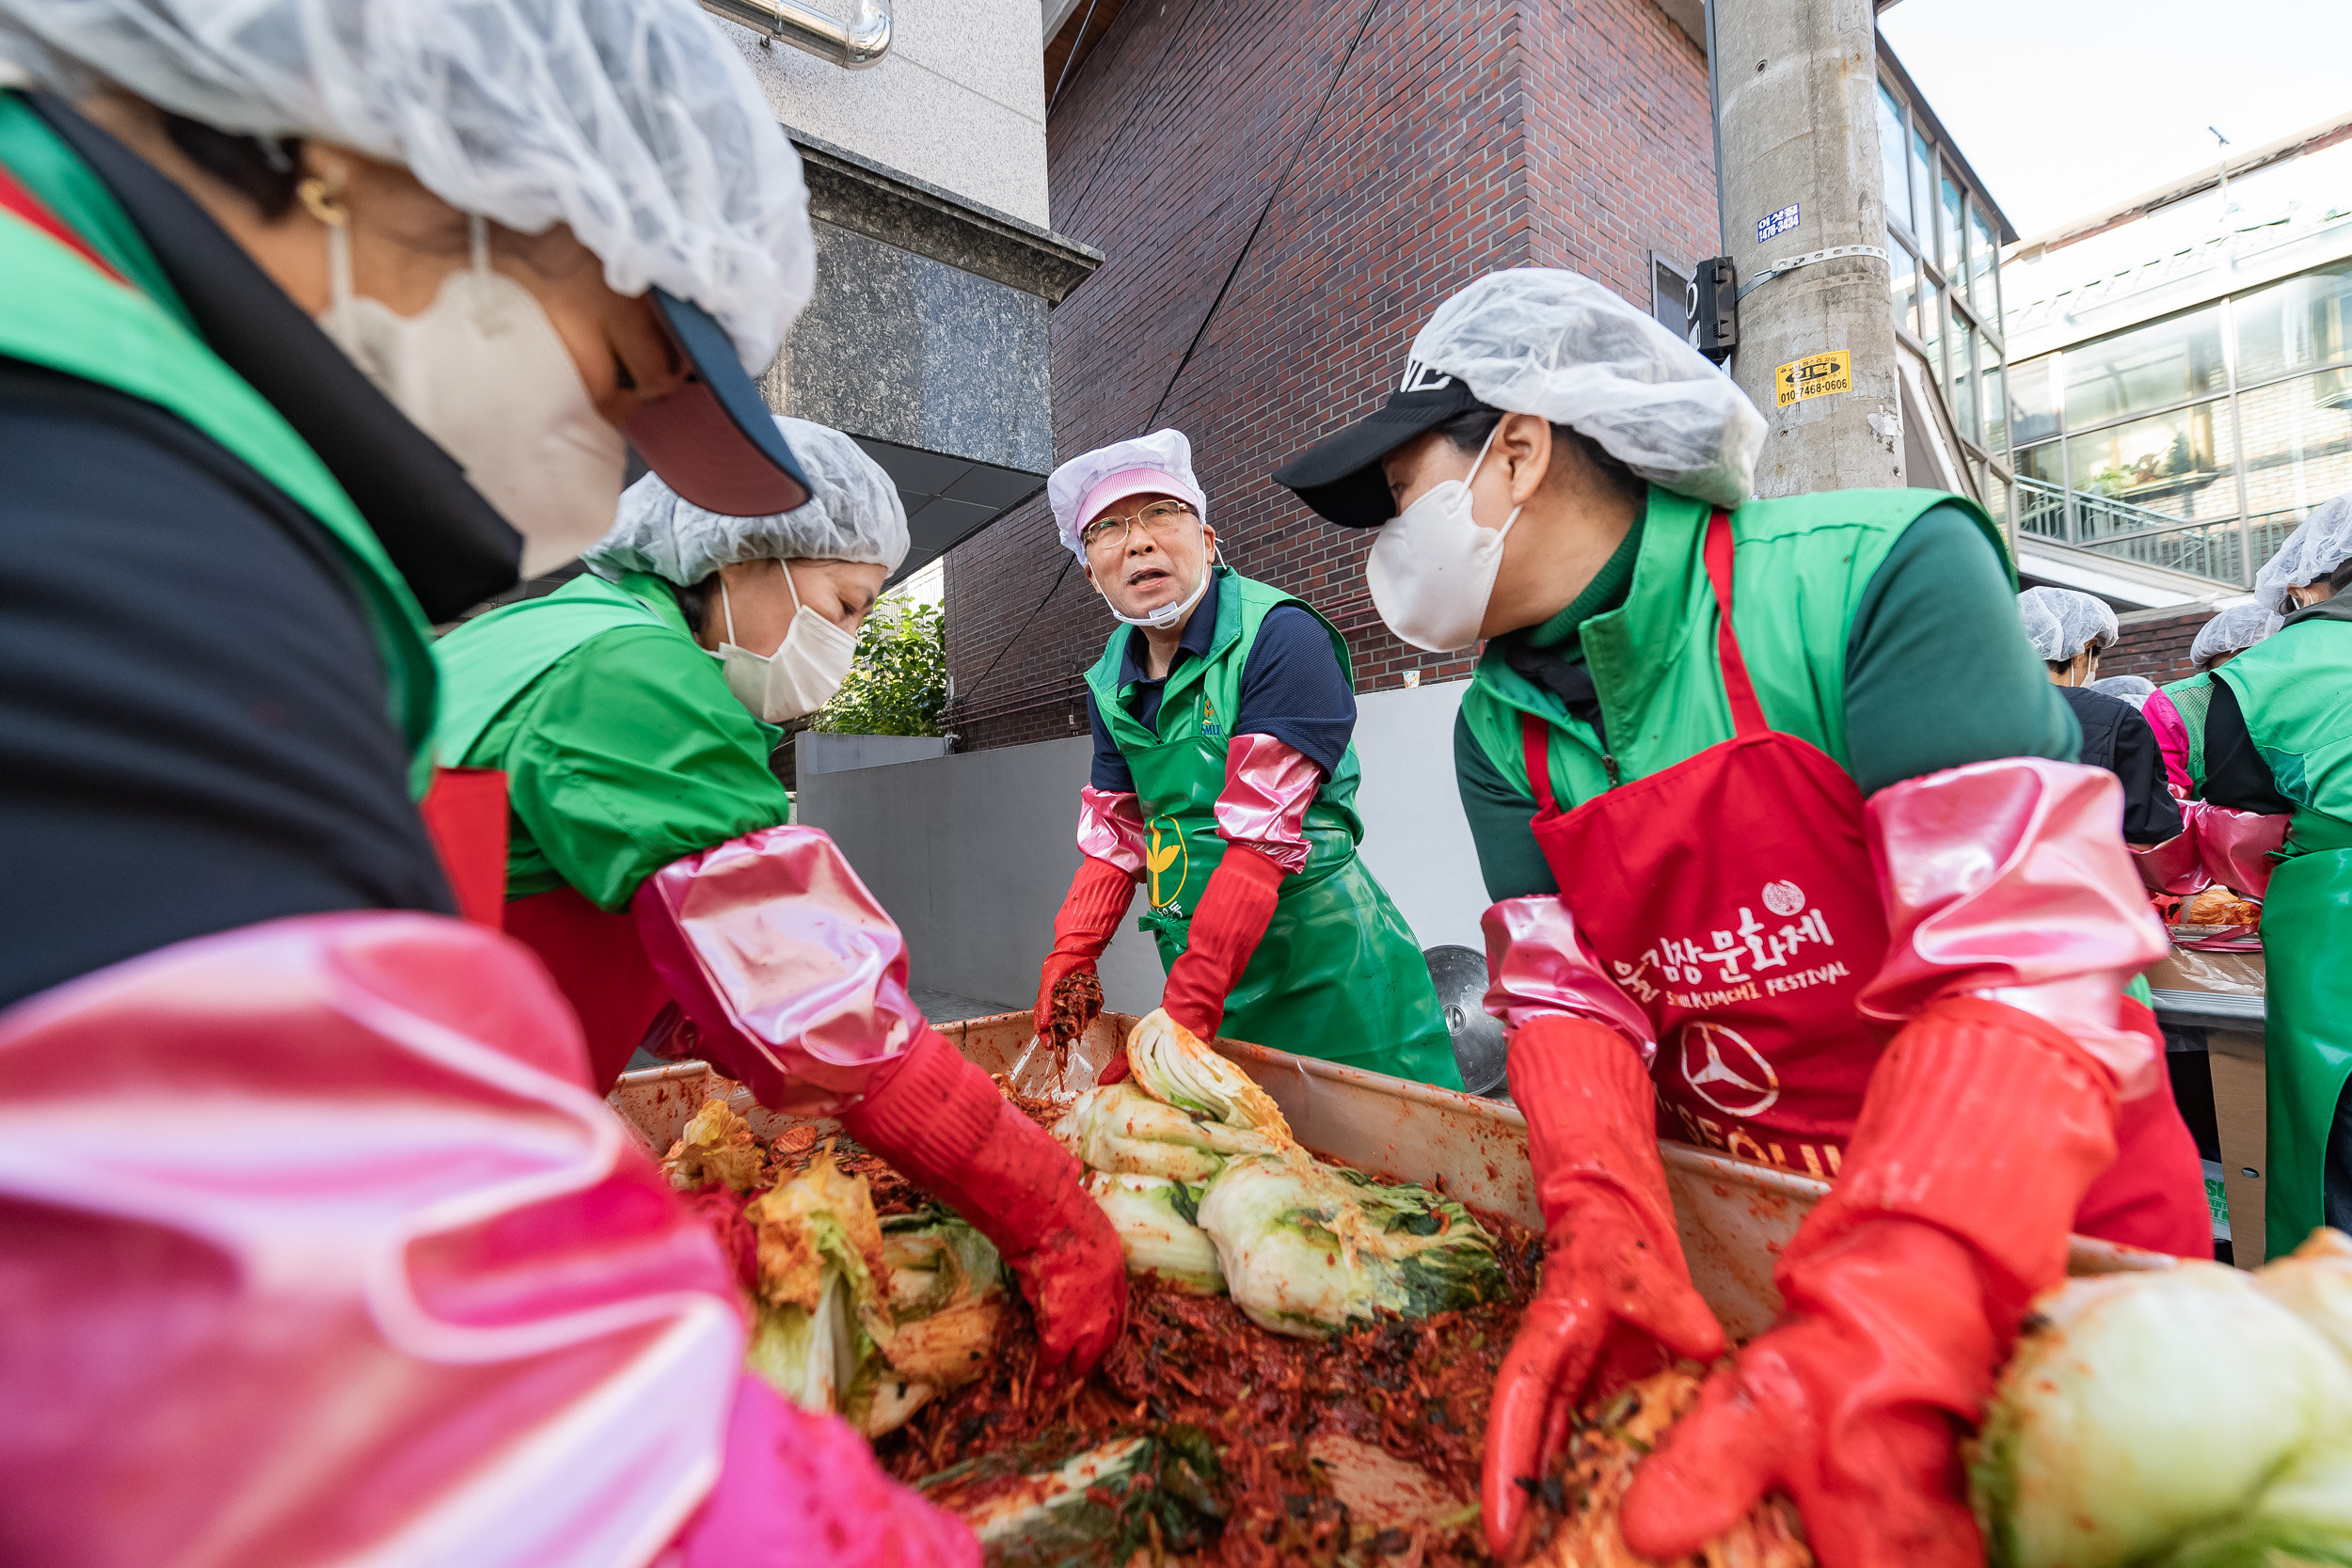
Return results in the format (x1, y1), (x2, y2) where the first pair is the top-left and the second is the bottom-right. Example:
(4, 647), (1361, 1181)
(1080, 499), (1199, 551)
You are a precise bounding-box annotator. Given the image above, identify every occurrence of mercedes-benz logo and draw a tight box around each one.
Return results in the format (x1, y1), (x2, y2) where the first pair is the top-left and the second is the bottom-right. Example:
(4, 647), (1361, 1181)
(1678, 1019), (1781, 1117)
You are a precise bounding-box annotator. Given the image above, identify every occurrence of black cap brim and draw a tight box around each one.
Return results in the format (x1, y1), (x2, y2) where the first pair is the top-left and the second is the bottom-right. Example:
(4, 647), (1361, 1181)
(624, 289), (813, 517)
(1271, 377), (1483, 527)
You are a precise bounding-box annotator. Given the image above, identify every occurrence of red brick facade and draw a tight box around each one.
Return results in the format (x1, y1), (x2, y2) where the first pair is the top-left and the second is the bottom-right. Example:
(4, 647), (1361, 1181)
(2106, 608), (2220, 686)
(944, 0), (1716, 749)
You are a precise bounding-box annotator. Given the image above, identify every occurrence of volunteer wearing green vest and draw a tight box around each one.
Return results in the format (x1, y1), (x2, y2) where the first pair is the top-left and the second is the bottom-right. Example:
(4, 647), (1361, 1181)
(1274, 269), (2208, 1568)
(2140, 497), (2352, 1246)
(0, 19), (824, 1003)
(1032, 429), (1458, 1087)
(436, 423), (1127, 1386)
(2145, 600), (2280, 794)
(0, 2), (994, 1561)
(435, 418), (889, 1092)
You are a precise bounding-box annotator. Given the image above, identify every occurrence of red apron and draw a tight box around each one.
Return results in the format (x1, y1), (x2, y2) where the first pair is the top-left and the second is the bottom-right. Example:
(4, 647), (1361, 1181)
(419, 768), (670, 1091)
(1521, 512), (2208, 1256)
(503, 887), (676, 1093)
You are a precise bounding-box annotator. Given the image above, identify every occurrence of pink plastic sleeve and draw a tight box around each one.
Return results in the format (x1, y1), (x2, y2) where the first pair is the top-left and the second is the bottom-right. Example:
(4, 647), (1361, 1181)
(2189, 800), (2289, 899)
(633, 825), (926, 1115)
(2140, 689), (2195, 798)
(1075, 785), (1149, 878)
(669, 1376), (978, 1568)
(1213, 733), (1321, 874)
(0, 912), (746, 1568)
(1480, 895), (1658, 1063)
(2133, 818), (2212, 895)
(1859, 757), (2169, 1094)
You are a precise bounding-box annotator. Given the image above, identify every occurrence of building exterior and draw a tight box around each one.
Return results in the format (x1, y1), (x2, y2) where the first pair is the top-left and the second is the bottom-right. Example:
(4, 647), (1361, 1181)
(2001, 119), (2352, 613)
(1874, 45), (2017, 531)
(717, 0), (1101, 586)
(943, 0), (1719, 750)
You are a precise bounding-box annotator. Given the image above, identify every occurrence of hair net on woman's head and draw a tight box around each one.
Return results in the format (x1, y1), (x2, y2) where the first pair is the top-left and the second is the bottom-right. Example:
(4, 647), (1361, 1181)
(2017, 586), (2120, 663)
(1405, 268), (1765, 509)
(2089, 674), (2154, 708)
(1047, 429), (1208, 557)
(2251, 493), (2352, 613)
(585, 418), (908, 583)
(0, 0), (810, 372)
(2190, 600), (2282, 667)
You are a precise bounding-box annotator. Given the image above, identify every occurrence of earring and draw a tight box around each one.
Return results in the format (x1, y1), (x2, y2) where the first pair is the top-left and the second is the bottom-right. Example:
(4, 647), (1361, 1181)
(296, 166), (350, 228)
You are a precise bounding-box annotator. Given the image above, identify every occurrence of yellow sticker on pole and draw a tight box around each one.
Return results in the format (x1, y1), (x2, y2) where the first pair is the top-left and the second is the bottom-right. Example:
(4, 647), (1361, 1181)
(1774, 351), (1851, 408)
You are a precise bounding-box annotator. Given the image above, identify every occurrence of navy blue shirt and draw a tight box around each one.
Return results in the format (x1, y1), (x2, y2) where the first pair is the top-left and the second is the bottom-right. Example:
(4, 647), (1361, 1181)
(1086, 571), (1357, 791)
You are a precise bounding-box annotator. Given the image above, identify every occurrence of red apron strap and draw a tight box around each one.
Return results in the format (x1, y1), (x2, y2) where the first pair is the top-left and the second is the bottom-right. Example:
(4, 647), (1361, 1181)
(1519, 712), (1559, 816)
(420, 767), (510, 929)
(0, 158), (130, 286)
(1701, 509), (1770, 739)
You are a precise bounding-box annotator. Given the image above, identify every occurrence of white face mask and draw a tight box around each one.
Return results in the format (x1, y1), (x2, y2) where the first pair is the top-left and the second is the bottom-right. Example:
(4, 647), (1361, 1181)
(1366, 424), (1521, 654)
(317, 214), (627, 579)
(707, 566), (858, 723)
(1104, 554), (1215, 629)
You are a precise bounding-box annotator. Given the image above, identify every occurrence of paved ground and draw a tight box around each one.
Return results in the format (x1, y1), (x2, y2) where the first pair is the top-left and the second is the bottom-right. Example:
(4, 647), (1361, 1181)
(911, 988), (1022, 1024)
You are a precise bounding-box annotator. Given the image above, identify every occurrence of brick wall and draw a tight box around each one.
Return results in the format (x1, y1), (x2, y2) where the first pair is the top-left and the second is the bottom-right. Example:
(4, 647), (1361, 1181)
(2107, 608), (2219, 686)
(944, 0), (1715, 750)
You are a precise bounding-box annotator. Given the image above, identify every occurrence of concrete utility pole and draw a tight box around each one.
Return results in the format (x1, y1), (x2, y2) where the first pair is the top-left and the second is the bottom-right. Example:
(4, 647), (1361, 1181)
(1709, 0), (1902, 497)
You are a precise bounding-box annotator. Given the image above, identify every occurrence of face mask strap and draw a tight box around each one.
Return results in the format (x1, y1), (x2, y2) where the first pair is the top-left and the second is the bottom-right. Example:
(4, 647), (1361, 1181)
(1462, 420), (1523, 543)
(717, 573), (739, 649)
(468, 214), (491, 276)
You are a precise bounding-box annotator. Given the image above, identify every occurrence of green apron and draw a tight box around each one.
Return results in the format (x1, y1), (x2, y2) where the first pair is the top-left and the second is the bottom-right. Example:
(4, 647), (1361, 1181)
(2214, 612), (2352, 1244)
(2261, 849), (2352, 1245)
(1085, 568), (1458, 1088)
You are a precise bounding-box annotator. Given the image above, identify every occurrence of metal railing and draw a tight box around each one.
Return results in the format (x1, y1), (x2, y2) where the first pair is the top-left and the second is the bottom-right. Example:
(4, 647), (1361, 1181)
(2013, 476), (2249, 586)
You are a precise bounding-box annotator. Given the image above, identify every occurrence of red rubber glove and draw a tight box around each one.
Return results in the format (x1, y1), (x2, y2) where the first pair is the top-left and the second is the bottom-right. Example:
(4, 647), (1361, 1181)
(1482, 1016), (1726, 1558)
(1620, 997), (2121, 1568)
(840, 1027), (1127, 1374)
(1036, 855), (1134, 1048)
(1158, 843), (1286, 1040)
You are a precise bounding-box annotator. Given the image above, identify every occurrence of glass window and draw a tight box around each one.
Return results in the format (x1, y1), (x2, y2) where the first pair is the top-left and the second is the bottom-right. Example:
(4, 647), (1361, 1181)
(1910, 126), (1935, 254)
(1920, 280), (1944, 381)
(1939, 169), (1964, 279)
(2061, 307), (2227, 429)
(1967, 201), (1998, 323)
(1877, 83), (1911, 238)
(2064, 401), (2234, 531)
(1952, 317), (1980, 444)
(2008, 356), (2058, 445)
(2233, 261), (2352, 387)
(1983, 358), (2009, 456)
(2018, 439), (2066, 491)
(2233, 372), (2352, 544)
(1889, 230), (1917, 341)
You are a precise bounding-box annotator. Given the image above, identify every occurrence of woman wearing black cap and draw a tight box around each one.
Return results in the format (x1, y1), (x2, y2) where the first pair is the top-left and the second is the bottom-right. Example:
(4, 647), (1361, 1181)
(1274, 267), (2208, 1568)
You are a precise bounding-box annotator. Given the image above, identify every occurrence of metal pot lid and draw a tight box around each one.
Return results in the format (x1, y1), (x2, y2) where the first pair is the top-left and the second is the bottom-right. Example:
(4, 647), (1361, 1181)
(1424, 944), (1507, 1097)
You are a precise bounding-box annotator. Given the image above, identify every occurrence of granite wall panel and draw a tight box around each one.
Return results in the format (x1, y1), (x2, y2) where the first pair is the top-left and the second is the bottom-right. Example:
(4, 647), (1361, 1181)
(944, 0), (1717, 750)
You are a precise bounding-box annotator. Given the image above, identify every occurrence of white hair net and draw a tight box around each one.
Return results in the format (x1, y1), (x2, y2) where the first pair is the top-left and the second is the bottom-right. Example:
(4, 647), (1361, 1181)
(2189, 601), (2282, 667)
(2089, 674), (2154, 709)
(1406, 268), (1765, 509)
(2251, 493), (2352, 613)
(585, 418), (908, 583)
(2017, 586), (2120, 663)
(0, 0), (810, 372)
(1046, 429), (1208, 557)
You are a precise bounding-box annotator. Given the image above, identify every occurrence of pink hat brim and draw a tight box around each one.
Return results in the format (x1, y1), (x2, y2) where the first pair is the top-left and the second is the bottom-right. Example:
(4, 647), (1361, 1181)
(1075, 468), (1199, 531)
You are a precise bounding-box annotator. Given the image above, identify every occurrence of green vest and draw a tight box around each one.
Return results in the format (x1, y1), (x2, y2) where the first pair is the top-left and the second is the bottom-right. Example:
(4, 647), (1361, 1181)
(1460, 487), (2001, 801)
(434, 570), (791, 909)
(0, 92), (438, 792)
(1084, 568), (1459, 1088)
(2162, 672), (2218, 791)
(2214, 619), (2352, 858)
